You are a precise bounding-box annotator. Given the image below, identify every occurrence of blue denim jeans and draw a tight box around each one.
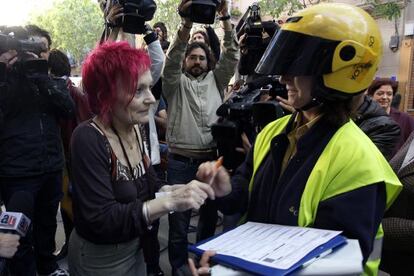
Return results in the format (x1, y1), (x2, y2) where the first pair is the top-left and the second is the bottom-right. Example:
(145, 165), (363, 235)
(0, 171), (63, 275)
(167, 155), (218, 275)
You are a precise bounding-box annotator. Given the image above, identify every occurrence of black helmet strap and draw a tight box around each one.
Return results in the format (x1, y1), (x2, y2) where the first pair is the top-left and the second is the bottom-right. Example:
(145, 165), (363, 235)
(296, 97), (322, 112)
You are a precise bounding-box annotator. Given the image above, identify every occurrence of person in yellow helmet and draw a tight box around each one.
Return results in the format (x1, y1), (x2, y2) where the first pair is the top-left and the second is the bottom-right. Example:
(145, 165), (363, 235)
(197, 3), (402, 275)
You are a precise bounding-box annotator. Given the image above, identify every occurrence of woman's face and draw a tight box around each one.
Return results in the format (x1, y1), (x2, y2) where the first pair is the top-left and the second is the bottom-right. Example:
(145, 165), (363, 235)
(279, 75), (314, 109)
(113, 70), (155, 126)
(372, 84), (393, 112)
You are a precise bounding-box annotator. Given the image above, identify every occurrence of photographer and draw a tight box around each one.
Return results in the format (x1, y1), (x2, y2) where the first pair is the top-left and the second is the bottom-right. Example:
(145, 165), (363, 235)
(0, 26), (74, 276)
(162, 0), (239, 274)
(191, 26), (220, 61)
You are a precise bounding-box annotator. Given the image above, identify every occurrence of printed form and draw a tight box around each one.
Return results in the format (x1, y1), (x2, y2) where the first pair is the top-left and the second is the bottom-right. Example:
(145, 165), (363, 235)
(197, 222), (341, 270)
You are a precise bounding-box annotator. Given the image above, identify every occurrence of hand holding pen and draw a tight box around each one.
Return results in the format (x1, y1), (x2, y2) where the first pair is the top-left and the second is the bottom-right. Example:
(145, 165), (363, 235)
(197, 157), (232, 198)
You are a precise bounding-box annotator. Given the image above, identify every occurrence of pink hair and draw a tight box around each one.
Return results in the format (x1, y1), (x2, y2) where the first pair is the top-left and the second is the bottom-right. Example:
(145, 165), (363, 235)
(82, 41), (151, 125)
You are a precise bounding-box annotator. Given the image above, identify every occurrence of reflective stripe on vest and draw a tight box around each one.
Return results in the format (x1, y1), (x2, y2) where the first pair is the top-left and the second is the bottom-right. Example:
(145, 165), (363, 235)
(363, 226), (384, 276)
(247, 115), (402, 274)
(369, 236), (383, 262)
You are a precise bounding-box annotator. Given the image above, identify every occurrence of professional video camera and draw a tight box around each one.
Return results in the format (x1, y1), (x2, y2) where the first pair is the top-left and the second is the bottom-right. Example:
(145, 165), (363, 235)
(0, 32), (48, 80)
(236, 2), (263, 50)
(179, 0), (221, 24)
(235, 3), (279, 76)
(212, 76), (287, 170)
(111, 0), (157, 34)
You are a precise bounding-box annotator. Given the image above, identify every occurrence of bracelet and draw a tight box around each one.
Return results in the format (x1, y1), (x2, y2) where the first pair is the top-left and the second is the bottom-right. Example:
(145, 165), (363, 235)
(218, 15), (231, 21)
(143, 202), (152, 227)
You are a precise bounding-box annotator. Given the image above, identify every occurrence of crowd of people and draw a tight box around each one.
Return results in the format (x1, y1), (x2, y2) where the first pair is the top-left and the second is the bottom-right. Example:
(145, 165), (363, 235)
(1, 0), (414, 276)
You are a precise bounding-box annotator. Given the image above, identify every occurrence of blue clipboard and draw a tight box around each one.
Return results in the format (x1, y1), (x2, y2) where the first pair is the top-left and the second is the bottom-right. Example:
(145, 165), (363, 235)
(189, 232), (347, 276)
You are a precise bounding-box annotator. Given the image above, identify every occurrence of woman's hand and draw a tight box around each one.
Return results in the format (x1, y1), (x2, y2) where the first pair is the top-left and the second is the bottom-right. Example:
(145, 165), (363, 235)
(188, 250), (216, 275)
(164, 180), (215, 212)
(197, 160), (231, 198)
(276, 96), (296, 113)
(146, 181), (215, 223)
(159, 184), (185, 193)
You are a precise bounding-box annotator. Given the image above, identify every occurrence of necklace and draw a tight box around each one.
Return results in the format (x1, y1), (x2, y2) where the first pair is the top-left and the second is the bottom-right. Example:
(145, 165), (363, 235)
(111, 124), (139, 181)
(112, 127), (134, 150)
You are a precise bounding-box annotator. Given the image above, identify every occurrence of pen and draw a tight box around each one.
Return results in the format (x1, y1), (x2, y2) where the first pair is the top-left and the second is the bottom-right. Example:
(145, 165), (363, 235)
(209, 156), (223, 185)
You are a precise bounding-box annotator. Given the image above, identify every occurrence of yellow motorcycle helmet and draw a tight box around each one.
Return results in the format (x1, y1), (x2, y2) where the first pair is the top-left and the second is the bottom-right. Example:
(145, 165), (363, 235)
(255, 3), (383, 100)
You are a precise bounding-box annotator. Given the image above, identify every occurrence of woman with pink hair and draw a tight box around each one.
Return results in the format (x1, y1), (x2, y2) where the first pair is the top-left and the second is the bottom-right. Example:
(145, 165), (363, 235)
(68, 41), (215, 276)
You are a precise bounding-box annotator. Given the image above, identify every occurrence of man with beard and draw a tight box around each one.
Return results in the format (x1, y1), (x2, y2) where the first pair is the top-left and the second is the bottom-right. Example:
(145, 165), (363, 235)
(162, 0), (239, 274)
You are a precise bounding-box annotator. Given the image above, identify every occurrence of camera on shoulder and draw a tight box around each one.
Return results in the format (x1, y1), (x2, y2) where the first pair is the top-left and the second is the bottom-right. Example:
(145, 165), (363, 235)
(0, 30), (48, 80)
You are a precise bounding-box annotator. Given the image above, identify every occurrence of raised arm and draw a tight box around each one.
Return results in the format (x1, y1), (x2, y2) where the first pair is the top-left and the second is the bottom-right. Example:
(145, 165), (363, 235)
(144, 25), (164, 85)
(213, 0), (239, 94)
(162, 0), (193, 100)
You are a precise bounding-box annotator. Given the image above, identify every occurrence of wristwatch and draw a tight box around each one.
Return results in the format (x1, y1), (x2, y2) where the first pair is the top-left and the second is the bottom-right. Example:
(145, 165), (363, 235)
(218, 15), (231, 21)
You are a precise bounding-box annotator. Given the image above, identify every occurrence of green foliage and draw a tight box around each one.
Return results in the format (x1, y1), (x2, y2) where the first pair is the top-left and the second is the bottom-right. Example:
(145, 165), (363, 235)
(151, 0), (182, 41)
(365, 0), (403, 21)
(231, 8), (242, 17)
(30, 0), (103, 64)
(258, 0), (306, 18)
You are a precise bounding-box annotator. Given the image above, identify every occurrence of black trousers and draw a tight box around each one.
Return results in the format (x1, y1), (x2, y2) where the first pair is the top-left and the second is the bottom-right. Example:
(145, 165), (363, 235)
(167, 155), (218, 275)
(0, 171), (63, 275)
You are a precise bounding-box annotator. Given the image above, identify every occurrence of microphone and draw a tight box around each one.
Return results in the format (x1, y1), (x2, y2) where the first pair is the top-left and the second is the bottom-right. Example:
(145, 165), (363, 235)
(0, 191), (34, 237)
(0, 191), (33, 272)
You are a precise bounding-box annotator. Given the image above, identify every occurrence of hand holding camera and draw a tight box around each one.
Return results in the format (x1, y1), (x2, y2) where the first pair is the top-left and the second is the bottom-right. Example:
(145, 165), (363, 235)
(216, 0), (228, 17)
(104, 2), (124, 27)
(102, 0), (157, 35)
(178, 0), (225, 25)
(0, 50), (18, 68)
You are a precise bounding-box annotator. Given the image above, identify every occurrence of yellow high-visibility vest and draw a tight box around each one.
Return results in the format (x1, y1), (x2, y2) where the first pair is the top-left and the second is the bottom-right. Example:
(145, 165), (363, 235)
(248, 115), (402, 276)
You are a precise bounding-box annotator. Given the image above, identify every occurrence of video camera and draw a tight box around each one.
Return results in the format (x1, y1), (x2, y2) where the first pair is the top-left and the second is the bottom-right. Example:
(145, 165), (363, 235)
(178, 0), (221, 24)
(0, 34), (47, 57)
(236, 2), (263, 50)
(111, 0), (157, 34)
(0, 32), (48, 80)
(235, 3), (279, 76)
(212, 76), (287, 170)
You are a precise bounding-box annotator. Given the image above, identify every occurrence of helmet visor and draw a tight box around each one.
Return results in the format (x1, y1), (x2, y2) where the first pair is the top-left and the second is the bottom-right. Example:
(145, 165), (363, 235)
(255, 30), (340, 76)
